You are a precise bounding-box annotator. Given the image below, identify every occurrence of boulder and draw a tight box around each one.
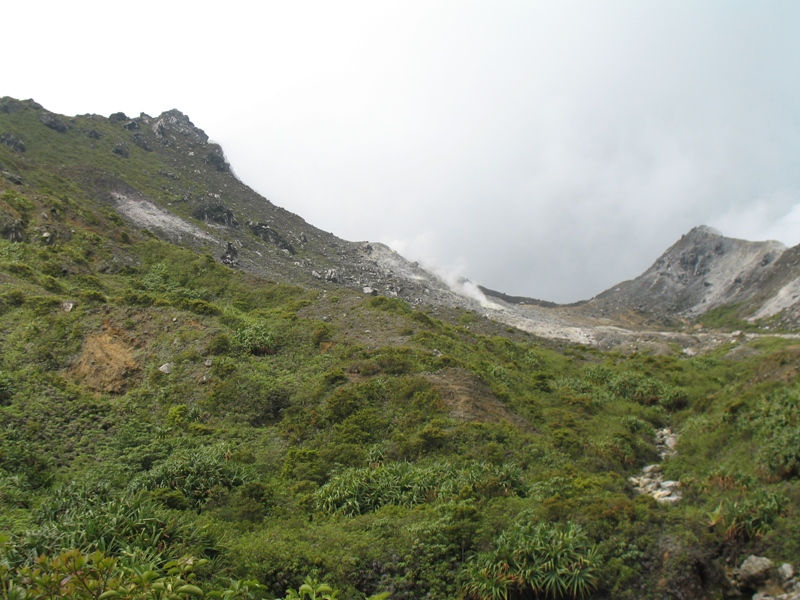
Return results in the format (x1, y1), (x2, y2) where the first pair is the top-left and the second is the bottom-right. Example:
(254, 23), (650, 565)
(778, 563), (794, 583)
(0, 132), (25, 152)
(249, 222), (294, 253)
(193, 203), (239, 228)
(113, 143), (129, 158)
(87, 129), (102, 140)
(221, 242), (239, 266)
(205, 144), (229, 172)
(739, 555), (774, 589)
(131, 132), (151, 151)
(38, 112), (67, 132)
(109, 112), (129, 124)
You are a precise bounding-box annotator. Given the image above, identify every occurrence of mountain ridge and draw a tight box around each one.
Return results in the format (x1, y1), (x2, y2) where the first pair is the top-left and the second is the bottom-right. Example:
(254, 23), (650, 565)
(4, 96), (800, 350)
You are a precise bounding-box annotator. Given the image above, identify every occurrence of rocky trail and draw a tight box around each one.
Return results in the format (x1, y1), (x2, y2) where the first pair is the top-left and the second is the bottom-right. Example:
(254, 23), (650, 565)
(629, 428), (682, 505)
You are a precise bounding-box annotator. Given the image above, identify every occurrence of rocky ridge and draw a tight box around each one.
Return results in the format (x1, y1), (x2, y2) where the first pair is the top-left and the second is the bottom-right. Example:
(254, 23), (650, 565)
(584, 226), (800, 327)
(3, 97), (800, 351)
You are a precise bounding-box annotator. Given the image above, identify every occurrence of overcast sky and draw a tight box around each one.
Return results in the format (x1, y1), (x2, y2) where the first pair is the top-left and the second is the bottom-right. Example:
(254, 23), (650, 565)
(5, 2), (800, 302)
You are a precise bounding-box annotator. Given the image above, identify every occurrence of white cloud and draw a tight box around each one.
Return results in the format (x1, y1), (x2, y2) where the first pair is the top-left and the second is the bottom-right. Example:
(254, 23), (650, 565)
(4, 1), (800, 303)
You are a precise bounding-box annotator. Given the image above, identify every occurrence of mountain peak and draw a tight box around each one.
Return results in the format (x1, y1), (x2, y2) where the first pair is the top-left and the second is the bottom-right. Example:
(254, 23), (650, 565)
(589, 226), (792, 320)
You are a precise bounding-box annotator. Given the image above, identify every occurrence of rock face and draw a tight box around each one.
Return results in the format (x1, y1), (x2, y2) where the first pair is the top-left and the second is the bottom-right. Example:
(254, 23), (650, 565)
(0, 132), (25, 152)
(38, 111), (68, 133)
(9, 96), (800, 351)
(192, 203), (239, 228)
(583, 226), (800, 328)
(739, 555), (774, 589)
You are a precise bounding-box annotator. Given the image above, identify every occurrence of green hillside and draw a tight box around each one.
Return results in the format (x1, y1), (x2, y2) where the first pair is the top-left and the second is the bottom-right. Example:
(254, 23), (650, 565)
(1, 98), (799, 599)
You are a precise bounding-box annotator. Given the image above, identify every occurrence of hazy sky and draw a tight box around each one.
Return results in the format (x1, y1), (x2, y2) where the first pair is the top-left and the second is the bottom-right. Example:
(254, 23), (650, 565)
(5, 2), (800, 302)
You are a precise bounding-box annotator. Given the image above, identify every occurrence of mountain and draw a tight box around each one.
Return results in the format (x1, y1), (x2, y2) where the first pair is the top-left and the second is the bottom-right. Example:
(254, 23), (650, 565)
(5, 95), (800, 347)
(2, 98), (800, 600)
(0, 97), (484, 313)
(585, 225), (800, 324)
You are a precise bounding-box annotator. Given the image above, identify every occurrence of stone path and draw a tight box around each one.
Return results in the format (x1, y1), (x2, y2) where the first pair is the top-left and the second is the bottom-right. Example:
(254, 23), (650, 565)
(629, 428), (682, 504)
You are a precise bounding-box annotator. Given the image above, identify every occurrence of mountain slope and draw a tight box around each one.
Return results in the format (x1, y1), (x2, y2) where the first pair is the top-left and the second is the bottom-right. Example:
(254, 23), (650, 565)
(0, 96), (484, 315)
(582, 225), (800, 329)
(2, 97), (800, 600)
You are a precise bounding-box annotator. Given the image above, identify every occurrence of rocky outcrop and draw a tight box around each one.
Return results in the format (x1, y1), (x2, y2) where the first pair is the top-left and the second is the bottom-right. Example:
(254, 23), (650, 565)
(220, 242), (239, 266)
(38, 111), (68, 133)
(109, 112), (129, 124)
(113, 143), (129, 158)
(249, 222), (294, 254)
(0, 132), (25, 152)
(131, 132), (151, 151)
(728, 556), (800, 599)
(205, 144), (229, 172)
(151, 109), (209, 145)
(585, 226), (800, 328)
(192, 203), (239, 228)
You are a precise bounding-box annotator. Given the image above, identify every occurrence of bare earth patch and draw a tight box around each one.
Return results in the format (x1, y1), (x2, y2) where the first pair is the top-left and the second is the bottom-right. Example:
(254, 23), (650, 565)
(425, 367), (534, 432)
(71, 333), (139, 393)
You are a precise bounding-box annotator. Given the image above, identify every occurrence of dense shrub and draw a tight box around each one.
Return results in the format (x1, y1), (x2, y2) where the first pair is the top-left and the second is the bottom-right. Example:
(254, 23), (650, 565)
(128, 445), (251, 508)
(753, 385), (800, 478)
(316, 460), (524, 516)
(460, 519), (599, 600)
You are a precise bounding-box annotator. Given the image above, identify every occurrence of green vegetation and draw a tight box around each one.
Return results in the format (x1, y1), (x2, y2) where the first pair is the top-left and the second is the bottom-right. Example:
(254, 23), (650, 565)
(1, 98), (799, 598)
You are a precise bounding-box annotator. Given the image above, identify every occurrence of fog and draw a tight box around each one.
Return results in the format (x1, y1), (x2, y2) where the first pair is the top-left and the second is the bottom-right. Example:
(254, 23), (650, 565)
(5, 2), (800, 302)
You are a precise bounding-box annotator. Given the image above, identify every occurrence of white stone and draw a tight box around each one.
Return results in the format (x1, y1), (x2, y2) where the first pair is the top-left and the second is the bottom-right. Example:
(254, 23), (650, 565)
(778, 563), (794, 582)
(656, 495), (681, 504)
(159, 363), (173, 374)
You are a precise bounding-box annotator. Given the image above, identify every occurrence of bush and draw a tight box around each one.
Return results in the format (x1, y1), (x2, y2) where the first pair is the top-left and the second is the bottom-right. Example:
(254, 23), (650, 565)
(234, 322), (278, 355)
(367, 296), (410, 314)
(0, 371), (14, 405)
(14, 488), (218, 564)
(128, 444), (251, 508)
(753, 385), (800, 478)
(316, 461), (524, 516)
(460, 519), (599, 600)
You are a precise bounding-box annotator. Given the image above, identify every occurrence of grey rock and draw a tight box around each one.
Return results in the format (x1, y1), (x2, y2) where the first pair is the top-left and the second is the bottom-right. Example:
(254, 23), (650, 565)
(2, 171), (22, 185)
(123, 120), (140, 131)
(0, 132), (25, 152)
(739, 555), (774, 588)
(109, 112), (129, 124)
(778, 564), (795, 583)
(131, 132), (151, 151)
(205, 144), (229, 172)
(38, 112), (67, 132)
(113, 143), (129, 158)
(87, 129), (102, 140)
(220, 242), (239, 266)
(656, 495), (681, 504)
(193, 203), (239, 228)
(158, 363), (173, 374)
